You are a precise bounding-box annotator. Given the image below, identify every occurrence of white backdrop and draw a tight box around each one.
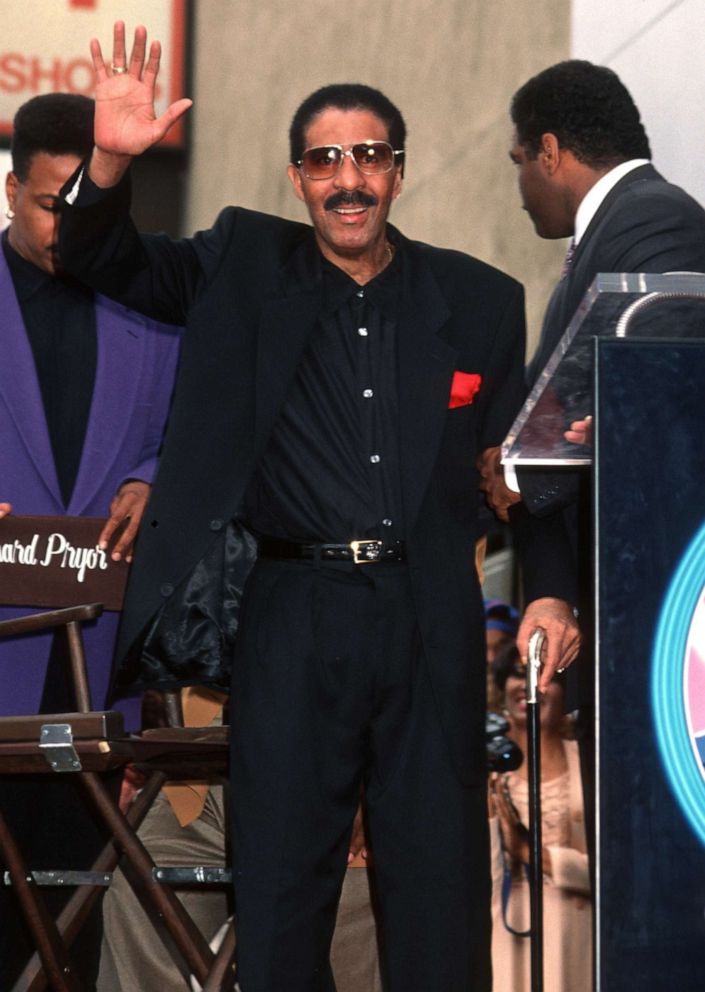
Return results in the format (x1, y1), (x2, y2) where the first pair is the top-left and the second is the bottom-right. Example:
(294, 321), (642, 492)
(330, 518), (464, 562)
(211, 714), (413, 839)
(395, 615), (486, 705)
(572, 0), (704, 207)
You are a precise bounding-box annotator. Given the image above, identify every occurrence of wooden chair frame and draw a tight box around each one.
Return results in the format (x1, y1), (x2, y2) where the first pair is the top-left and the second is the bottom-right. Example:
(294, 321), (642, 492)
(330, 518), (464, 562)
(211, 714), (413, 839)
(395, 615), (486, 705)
(0, 604), (236, 991)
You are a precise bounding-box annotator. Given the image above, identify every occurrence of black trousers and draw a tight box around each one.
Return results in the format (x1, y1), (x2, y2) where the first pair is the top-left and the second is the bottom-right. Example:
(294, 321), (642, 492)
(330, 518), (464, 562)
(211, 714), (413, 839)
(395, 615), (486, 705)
(230, 558), (490, 992)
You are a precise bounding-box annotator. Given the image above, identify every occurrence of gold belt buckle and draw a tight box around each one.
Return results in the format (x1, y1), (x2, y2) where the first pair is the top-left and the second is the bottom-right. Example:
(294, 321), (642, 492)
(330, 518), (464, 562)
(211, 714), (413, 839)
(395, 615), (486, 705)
(350, 539), (384, 564)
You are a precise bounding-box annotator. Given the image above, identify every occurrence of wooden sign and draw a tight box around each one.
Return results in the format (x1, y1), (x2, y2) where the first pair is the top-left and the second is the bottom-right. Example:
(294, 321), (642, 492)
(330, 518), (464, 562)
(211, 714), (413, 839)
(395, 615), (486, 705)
(0, 515), (129, 610)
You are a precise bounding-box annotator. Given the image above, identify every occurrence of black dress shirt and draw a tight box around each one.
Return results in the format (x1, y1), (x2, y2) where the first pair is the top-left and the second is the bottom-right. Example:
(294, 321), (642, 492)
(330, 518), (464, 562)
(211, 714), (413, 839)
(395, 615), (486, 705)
(3, 232), (96, 506)
(245, 246), (405, 543)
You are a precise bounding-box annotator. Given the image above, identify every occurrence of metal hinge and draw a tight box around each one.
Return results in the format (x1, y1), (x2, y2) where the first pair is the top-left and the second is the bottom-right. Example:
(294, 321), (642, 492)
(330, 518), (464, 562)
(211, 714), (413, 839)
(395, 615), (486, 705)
(39, 723), (82, 772)
(153, 867), (232, 885)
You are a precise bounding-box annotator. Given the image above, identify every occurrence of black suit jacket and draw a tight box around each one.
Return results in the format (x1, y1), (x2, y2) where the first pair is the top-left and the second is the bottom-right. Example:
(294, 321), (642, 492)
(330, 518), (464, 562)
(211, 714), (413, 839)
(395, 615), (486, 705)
(59, 173), (570, 784)
(522, 164), (705, 516)
(518, 164), (705, 709)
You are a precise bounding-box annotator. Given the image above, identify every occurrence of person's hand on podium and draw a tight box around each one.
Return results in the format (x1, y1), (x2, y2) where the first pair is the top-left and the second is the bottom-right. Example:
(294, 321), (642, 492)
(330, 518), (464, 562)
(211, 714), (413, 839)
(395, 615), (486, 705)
(0, 503), (11, 518)
(477, 446), (523, 523)
(564, 415), (592, 446)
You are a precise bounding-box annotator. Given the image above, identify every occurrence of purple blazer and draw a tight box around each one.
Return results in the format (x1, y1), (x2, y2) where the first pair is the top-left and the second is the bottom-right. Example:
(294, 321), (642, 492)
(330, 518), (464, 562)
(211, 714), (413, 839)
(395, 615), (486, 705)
(0, 251), (181, 727)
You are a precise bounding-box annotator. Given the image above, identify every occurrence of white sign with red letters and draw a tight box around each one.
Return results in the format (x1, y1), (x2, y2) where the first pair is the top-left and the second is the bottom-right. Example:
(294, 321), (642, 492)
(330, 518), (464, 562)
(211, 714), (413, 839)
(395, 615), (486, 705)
(0, 0), (187, 148)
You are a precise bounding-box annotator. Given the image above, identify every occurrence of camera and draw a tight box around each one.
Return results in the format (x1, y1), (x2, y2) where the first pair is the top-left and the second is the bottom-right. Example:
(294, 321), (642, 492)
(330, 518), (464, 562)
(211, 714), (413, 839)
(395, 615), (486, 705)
(486, 712), (523, 772)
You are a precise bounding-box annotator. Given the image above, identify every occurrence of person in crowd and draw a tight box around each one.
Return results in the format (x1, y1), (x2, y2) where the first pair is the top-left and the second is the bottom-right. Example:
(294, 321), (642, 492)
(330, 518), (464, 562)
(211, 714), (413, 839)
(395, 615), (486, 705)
(485, 597), (520, 665)
(478, 59), (705, 861)
(0, 92), (181, 723)
(0, 92), (181, 985)
(489, 643), (591, 992)
(58, 22), (580, 991)
(485, 597), (519, 713)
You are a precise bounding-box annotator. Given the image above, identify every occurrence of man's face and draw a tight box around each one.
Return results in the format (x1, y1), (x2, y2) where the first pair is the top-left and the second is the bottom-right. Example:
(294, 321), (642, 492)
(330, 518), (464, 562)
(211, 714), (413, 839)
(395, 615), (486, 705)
(486, 628), (513, 665)
(287, 107), (402, 265)
(509, 131), (571, 240)
(5, 151), (82, 275)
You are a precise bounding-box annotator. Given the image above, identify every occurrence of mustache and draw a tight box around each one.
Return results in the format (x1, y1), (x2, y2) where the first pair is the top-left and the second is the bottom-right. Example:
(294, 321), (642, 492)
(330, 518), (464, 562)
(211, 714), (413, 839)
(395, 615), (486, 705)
(324, 190), (378, 211)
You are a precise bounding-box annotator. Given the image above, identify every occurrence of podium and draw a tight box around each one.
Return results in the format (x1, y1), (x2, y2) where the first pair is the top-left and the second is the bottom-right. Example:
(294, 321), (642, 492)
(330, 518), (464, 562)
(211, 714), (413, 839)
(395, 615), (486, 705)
(503, 273), (705, 990)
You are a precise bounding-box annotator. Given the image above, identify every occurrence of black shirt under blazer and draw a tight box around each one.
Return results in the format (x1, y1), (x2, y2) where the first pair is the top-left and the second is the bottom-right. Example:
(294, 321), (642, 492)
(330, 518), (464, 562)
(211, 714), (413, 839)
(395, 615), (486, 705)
(59, 173), (570, 784)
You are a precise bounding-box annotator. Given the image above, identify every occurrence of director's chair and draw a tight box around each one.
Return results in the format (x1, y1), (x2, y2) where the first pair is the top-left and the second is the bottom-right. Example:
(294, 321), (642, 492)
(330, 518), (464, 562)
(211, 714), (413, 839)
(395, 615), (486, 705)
(0, 602), (236, 991)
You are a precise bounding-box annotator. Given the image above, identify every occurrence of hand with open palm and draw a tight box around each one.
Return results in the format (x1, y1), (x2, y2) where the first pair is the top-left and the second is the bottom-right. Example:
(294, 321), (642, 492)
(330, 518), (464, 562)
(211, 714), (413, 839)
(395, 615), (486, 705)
(88, 21), (192, 186)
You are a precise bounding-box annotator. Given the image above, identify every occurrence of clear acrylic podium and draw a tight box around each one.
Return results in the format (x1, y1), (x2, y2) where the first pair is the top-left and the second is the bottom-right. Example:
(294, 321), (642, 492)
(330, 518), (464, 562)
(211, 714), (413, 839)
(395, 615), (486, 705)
(502, 271), (705, 468)
(501, 273), (705, 991)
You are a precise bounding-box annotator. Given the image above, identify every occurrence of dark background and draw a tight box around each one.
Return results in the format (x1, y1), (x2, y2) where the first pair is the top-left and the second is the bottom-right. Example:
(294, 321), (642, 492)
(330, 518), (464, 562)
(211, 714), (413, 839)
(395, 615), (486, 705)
(596, 338), (705, 989)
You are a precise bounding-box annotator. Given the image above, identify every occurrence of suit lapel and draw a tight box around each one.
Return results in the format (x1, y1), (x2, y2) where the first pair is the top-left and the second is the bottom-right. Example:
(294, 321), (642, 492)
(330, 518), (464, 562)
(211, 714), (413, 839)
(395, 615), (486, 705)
(254, 238), (323, 456)
(528, 275), (572, 382)
(572, 163), (659, 271)
(397, 241), (457, 528)
(68, 298), (144, 514)
(0, 254), (63, 507)
(530, 165), (662, 383)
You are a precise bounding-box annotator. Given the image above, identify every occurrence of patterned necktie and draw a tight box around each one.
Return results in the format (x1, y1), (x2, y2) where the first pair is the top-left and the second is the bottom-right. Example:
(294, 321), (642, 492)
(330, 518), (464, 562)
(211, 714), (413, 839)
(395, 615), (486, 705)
(560, 238), (576, 280)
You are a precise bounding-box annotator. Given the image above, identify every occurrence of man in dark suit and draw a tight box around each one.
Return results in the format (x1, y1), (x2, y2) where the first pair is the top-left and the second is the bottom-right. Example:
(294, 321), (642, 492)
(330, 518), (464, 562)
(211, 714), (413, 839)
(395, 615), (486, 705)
(59, 23), (579, 992)
(482, 59), (705, 518)
(479, 59), (705, 859)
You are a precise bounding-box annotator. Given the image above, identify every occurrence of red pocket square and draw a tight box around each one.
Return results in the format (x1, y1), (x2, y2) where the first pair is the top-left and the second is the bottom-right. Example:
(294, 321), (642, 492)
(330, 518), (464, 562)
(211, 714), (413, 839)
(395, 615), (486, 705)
(449, 371), (482, 409)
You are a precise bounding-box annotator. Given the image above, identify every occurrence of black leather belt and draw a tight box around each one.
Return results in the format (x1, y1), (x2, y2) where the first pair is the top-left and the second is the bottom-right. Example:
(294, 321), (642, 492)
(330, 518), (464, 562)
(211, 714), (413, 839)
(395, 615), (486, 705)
(258, 538), (406, 565)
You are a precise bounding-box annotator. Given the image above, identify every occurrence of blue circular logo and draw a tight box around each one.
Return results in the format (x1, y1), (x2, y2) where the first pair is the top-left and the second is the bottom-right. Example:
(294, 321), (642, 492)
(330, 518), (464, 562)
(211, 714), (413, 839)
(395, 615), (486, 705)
(652, 520), (705, 849)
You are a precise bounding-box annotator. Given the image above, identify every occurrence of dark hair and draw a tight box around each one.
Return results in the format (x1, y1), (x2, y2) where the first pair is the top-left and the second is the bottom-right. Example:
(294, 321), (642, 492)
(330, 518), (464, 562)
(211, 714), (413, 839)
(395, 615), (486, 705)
(289, 83), (406, 168)
(511, 60), (651, 167)
(11, 93), (95, 181)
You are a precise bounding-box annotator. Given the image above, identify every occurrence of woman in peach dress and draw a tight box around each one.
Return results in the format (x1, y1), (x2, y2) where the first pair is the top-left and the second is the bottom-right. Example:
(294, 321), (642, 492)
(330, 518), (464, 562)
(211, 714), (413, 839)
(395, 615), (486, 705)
(489, 646), (591, 992)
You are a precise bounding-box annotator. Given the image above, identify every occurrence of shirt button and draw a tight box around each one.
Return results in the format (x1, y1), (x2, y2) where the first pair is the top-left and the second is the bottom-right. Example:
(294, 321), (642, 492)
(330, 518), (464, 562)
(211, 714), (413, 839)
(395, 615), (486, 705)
(382, 518), (393, 526)
(356, 290), (364, 298)
(363, 388), (374, 398)
(358, 327), (368, 336)
(370, 454), (381, 464)
(160, 583), (174, 598)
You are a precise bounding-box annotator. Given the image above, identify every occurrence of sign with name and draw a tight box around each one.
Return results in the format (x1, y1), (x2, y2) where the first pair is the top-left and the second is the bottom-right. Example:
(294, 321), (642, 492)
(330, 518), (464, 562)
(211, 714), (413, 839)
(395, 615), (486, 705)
(0, 515), (128, 610)
(0, 0), (188, 148)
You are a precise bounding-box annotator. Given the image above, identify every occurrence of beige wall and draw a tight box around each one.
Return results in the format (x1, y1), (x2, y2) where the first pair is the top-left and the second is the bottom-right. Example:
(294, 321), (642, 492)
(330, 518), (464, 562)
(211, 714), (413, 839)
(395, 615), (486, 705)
(186, 0), (570, 354)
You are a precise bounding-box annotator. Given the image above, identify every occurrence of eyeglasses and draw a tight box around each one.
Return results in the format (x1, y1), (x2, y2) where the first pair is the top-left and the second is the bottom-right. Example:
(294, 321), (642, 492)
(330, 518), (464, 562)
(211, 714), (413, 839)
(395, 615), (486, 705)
(296, 141), (404, 180)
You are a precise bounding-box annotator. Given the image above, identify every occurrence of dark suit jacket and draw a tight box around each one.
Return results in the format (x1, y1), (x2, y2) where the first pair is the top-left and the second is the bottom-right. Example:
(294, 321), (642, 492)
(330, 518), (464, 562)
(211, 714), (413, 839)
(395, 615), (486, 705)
(59, 174), (570, 783)
(527, 164), (705, 390)
(521, 164), (705, 517)
(519, 163), (705, 708)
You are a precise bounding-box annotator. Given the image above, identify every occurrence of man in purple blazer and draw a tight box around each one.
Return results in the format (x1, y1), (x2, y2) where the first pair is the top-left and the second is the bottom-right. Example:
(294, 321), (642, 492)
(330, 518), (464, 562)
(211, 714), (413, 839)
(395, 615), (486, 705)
(0, 93), (180, 985)
(0, 93), (181, 725)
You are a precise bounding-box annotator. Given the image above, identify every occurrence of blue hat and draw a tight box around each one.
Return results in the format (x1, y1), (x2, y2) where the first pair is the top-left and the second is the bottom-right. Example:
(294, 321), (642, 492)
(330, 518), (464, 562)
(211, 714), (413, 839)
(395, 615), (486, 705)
(484, 598), (519, 637)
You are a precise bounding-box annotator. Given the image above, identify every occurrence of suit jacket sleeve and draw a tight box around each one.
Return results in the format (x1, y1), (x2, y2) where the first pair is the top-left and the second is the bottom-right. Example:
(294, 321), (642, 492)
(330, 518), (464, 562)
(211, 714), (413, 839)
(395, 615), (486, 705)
(59, 164), (233, 326)
(594, 184), (705, 275)
(467, 275), (576, 603)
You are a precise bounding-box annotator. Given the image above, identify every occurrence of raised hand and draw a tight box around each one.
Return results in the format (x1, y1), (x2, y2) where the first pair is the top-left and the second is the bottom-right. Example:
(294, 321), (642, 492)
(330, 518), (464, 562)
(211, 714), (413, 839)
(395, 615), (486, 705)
(89, 21), (192, 183)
